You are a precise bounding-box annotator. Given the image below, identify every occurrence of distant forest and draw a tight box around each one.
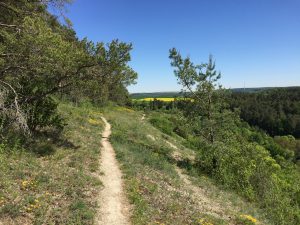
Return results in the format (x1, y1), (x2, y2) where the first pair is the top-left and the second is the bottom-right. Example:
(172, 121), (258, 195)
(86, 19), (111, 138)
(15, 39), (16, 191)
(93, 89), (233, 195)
(131, 87), (300, 138)
(230, 87), (300, 138)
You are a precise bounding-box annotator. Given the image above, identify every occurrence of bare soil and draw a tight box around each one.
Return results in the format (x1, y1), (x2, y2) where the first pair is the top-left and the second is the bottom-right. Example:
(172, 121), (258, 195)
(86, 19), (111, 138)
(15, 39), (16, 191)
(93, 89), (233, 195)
(95, 117), (131, 225)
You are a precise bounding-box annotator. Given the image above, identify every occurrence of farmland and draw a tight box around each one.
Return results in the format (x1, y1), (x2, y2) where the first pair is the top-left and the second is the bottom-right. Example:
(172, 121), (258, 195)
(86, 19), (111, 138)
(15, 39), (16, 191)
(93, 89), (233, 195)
(133, 97), (177, 102)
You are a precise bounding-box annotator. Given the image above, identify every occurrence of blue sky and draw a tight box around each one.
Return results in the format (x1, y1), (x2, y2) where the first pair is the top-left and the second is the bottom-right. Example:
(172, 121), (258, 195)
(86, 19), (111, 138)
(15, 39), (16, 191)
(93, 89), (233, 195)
(58, 0), (300, 93)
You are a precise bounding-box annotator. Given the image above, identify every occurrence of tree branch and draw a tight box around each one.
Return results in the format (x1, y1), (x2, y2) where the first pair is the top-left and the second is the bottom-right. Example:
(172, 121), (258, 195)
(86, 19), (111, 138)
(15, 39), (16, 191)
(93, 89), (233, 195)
(0, 80), (29, 133)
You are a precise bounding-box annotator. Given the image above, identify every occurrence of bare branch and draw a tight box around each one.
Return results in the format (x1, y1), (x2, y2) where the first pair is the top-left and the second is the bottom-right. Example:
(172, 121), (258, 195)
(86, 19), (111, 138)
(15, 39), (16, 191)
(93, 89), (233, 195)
(0, 81), (29, 134)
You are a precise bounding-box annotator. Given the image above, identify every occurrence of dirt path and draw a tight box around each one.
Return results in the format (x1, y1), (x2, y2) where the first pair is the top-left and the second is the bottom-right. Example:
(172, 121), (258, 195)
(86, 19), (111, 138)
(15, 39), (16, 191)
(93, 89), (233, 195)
(96, 117), (131, 225)
(175, 167), (229, 219)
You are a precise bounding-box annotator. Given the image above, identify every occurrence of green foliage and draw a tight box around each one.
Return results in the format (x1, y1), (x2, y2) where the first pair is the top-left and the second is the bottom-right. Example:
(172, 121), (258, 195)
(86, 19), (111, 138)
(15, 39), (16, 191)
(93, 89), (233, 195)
(25, 97), (64, 132)
(149, 116), (174, 135)
(169, 48), (231, 144)
(274, 135), (300, 161)
(0, 1), (137, 139)
(70, 39), (137, 105)
(167, 49), (300, 224)
(185, 118), (300, 224)
(230, 87), (300, 138)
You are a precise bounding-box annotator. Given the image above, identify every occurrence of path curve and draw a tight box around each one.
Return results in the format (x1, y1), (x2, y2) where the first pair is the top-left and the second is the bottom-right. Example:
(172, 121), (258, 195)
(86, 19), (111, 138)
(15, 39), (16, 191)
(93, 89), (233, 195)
(96, 117), (131, 225)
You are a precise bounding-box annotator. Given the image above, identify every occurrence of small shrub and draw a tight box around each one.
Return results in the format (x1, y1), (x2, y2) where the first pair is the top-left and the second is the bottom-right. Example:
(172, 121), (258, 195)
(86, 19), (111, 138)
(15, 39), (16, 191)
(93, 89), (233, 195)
(0, 203), (22, 218)
(149, 116), (174, 135)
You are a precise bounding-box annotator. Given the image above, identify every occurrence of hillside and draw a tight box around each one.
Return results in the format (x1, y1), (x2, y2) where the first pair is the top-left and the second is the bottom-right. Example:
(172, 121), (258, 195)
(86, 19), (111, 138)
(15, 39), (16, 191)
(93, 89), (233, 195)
(1, 1), (300, 225)
(0, 103), (104, 224)
(0, 103), (268, 225)
(104, 107), (268, 225)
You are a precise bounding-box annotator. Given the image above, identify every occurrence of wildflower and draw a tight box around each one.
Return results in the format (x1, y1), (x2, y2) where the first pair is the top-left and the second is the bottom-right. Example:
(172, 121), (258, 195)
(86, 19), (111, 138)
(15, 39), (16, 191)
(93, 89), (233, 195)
(88, 118), (101, 125)
(22, 180), (29, 187)
(239, 214), (258, 224)
(0, 197), (6, 206)
(21, 179), (36, 190)
(197, 218), (214, 225)
(24, 198), (41, 212)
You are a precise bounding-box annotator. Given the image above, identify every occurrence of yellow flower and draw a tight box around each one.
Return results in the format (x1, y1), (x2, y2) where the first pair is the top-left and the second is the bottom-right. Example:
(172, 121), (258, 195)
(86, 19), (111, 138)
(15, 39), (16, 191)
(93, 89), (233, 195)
(197, 218), (214, 225)
(240, 214), (258, 224)
(21, 179), (37, 190)
(22, 180), (29, 187)
(88, 118), (101, 125)
(0, 197), (6, 206)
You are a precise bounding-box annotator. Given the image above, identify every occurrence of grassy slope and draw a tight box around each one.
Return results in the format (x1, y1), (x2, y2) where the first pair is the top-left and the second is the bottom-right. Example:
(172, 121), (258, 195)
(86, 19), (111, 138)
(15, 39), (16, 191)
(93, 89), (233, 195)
(0, 104), (270, 225)
(0, 103), (103, 225)
(104, 107), (268, 225)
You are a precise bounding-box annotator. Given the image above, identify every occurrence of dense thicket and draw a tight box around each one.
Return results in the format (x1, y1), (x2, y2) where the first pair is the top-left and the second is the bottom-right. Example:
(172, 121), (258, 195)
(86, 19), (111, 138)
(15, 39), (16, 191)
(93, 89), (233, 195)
(230, 88), (300, 138)
(0, 0), (137, 137)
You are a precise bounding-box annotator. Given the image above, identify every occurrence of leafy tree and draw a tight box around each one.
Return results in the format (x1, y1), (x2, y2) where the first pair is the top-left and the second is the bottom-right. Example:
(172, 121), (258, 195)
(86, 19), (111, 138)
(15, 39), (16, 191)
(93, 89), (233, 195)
(0, 0), (138, 136)
(169, 48), (231, 143)
(72, 40), (137, 105)
(230, 87), (300, 138)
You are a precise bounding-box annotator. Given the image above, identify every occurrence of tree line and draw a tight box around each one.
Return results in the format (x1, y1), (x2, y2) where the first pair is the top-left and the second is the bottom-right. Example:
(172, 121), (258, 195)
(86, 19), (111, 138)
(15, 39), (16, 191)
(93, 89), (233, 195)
(133, 87), (300, 140)
(0, 0), (137, 137)
(230, 87), (300, 138)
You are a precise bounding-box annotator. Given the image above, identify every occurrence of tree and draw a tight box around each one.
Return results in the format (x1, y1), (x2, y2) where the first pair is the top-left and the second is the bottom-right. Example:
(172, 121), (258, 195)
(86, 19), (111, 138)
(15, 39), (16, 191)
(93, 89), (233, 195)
(0, 0), (138, 136)
(72, 40), (137, 105)
(169, 48), (229, 144)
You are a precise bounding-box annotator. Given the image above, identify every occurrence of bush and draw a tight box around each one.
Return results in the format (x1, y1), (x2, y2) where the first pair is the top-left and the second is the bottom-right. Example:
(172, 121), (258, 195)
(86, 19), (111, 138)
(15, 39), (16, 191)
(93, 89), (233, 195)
(195, 137), (300, 224)
(149, 116), (174, 135)
(25, 96), (64, 132)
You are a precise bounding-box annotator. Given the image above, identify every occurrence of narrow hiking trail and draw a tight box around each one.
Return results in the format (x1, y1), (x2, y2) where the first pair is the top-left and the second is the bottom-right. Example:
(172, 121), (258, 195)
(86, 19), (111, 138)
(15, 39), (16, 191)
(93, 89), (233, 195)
(96, 117), (131, 225)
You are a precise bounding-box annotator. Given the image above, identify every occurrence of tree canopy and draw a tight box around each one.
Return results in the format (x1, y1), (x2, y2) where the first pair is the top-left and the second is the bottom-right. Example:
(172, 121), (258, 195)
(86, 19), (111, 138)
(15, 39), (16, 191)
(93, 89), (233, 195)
(0, 0), (137, 135)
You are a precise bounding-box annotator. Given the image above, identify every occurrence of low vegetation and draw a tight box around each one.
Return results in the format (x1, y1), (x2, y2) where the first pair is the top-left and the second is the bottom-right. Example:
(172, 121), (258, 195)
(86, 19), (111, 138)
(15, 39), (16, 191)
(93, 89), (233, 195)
(0, 103), (103, 224)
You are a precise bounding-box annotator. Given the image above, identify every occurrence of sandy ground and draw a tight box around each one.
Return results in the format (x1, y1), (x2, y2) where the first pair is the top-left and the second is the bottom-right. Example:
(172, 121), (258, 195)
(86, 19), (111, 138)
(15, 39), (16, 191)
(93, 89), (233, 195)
(95, 117), (131, 225)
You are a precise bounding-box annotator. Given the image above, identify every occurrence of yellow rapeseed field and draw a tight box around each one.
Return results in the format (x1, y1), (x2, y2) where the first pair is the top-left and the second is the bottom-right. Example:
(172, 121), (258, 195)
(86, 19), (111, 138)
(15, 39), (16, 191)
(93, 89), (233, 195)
(133, 97), (192, 102)
(134, 98), (175, 102)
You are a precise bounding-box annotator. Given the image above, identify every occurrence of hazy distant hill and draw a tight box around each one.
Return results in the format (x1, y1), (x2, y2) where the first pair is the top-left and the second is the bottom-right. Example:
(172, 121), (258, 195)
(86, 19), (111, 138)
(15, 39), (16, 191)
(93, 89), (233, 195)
(131, 86), (300, 98)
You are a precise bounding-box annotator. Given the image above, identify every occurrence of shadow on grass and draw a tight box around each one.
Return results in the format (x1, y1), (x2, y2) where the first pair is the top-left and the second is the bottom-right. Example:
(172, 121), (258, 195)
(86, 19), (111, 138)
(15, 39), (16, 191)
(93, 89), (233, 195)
(176, 158), (193, 171)
(27, 129), (80, 157)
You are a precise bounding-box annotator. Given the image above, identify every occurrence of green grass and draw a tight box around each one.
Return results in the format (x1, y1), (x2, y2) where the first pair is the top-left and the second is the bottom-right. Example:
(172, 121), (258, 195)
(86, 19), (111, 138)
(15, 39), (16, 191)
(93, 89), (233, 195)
(0, 102), (103, 224)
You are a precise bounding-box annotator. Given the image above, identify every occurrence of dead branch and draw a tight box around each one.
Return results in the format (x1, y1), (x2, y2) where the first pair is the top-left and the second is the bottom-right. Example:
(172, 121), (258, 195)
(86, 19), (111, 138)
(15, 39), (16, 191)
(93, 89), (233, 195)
(0, 80), (30, 134)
